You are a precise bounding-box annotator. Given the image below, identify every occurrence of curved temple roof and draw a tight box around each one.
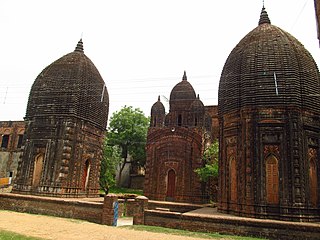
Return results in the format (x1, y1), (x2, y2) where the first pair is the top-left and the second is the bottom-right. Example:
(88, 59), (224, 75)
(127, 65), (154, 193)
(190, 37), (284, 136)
(26, 39), (109, 129)
(218, 7), (320, 115)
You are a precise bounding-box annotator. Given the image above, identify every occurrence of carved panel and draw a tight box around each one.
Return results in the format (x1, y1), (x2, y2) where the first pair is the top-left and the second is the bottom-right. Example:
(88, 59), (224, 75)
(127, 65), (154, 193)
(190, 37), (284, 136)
(308, 137), (318, 147)
(262, 134), (280, 143)
(308, 148), (318, 207)
(164, 161), (179, 169)
(264, 145), (280, 156)
(226, 136), (237, 146)
(308, 148), (317, 159)
(226, 136), (237, 204)
(229, 155), (237, 203)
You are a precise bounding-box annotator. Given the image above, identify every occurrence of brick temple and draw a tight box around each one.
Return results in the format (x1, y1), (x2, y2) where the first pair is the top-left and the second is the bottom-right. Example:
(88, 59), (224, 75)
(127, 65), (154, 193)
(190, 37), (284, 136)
(13, 40), (109, 197)
(1, 4), (318, 224)
(144, 72), (215, 203)
(218, 7), (320, 221)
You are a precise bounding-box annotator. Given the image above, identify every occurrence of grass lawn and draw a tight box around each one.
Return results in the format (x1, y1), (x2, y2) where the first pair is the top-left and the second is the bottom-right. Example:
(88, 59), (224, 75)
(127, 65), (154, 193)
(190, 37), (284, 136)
(121, 225), (266, 240)
(108, 186), (143, 195)
(0, 212), (265, 240)
(0, 230), (43, 240)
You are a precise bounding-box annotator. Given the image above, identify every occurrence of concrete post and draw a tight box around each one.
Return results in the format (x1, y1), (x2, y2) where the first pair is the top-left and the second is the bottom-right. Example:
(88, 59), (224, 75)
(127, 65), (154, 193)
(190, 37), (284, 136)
(101, 194), (118, 226)
(133, 195), (148, 225)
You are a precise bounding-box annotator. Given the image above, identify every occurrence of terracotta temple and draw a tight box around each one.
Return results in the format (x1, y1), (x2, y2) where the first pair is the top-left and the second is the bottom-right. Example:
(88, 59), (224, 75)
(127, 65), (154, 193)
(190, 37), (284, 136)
(218, 7), (320, 221)
(144, 72), (213, 203)
(13, 40), (109, 197)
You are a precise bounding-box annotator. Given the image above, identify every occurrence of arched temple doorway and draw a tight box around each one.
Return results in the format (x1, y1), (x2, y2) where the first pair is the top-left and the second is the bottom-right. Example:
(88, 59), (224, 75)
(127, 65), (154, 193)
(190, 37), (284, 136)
(82, 160), (90, 191)
(32, 153), (44, 188)
(266, 155), (279, 204)
(166, 169), (176, 201)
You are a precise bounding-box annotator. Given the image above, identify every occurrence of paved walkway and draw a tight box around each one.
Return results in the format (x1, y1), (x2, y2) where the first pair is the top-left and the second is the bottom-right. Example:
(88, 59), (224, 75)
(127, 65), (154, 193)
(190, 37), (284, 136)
(117, 217), (133, 227)
(0, 210), (216, 240)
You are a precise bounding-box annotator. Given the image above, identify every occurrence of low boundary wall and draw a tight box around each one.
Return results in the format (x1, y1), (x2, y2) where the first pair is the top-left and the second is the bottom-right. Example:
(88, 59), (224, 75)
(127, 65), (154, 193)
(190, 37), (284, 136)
(0, 193), (104, 223)
(147, 200), (206, 213)
(0, 193), (141, 225)
(144, 209), (320, 240)
(1, 193), (319, 239)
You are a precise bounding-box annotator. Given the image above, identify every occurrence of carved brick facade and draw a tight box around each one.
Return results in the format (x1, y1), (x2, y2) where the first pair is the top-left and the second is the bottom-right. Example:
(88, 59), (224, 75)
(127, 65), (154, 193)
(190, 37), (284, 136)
(13, 40), (109, 197)
(218, 8), (320, 221)
(144, 72), (214, 203)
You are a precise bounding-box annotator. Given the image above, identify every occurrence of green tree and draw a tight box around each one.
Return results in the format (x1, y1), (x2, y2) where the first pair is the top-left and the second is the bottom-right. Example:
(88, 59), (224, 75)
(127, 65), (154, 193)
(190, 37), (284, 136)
(99, 140), (121, 191)
(195, 140), (219, 182)
(107, 106), (149, 186)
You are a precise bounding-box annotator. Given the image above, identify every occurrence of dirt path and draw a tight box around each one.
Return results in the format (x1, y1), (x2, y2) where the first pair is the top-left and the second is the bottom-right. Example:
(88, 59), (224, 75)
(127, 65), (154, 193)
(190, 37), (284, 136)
(0, 210), (212, 240)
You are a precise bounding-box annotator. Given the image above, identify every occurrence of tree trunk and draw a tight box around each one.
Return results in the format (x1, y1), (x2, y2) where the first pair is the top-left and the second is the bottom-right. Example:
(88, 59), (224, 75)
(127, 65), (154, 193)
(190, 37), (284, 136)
(117, 158), (127, 186)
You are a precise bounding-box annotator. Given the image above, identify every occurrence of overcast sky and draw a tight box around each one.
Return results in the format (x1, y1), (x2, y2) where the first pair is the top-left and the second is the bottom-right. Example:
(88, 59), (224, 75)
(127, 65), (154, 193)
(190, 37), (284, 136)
(0, 0), (319, 121)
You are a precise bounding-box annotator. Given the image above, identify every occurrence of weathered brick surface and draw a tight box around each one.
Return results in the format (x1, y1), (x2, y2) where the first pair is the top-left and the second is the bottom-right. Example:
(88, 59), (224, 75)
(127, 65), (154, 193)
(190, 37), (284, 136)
(133, 196), (148, 225)
(0, 193), (103, 223)
(144, 209), (320, 240)
(125, 199), (137, 216)
(0, 121), (25, 181)
(204, 106), (219, 140)
(0, 193), (143, 225)
(130, 175), (144, 189)
(218, 8), (320, 221)
(144, 72), (214, 204)
(101, 194), (118, 225)
(12, 40), (109, 197)
(145, 210), (182, 229)
(147, 200), (206, 213)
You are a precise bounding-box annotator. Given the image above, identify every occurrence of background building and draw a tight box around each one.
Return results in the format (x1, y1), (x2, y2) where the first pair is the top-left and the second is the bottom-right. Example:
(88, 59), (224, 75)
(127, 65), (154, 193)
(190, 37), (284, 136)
(218, 8), (320, 221)
(13, 40), (109, 197)
(0, 121), (25, 187)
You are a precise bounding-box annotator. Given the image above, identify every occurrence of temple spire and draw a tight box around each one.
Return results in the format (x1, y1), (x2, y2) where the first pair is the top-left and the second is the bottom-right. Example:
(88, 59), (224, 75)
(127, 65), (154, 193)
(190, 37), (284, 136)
(74, 39), (84, 52)
(182, 71), (187, 81)
(258, 6), (271, 25)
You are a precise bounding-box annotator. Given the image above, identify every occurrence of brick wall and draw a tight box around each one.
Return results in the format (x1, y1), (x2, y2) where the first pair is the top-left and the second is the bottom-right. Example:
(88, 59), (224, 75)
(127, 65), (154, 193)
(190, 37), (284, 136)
(143, 209), (320, 240)
(148, 200), (206, 213)
(130, 175), (144, 189)
(0, 193), (103, 223)
(0, 193), (141, 225)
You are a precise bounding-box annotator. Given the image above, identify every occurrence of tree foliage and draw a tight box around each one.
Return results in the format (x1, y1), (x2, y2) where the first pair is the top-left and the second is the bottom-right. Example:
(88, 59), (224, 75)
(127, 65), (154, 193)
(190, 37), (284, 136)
(108, 106), (149, 165)
(99, 141), (121, 190)
(106, 106), (149, 185)
(195, 140), (219, 182)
